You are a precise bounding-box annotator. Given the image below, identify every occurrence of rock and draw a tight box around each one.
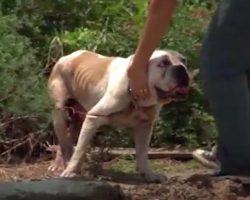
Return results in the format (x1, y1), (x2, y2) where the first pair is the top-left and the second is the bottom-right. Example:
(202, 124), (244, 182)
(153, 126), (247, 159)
(0, 178), (124, 200)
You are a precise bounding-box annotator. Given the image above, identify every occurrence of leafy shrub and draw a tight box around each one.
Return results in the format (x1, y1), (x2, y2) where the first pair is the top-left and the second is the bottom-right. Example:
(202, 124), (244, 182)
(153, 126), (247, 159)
(0, 13), (51, 134)
(61, 27), (136, 56)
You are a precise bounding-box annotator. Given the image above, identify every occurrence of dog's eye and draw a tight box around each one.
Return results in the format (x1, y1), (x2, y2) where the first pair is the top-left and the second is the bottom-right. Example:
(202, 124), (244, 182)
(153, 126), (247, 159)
(158, 58), (171, 68)
(180, 56), (187, 65)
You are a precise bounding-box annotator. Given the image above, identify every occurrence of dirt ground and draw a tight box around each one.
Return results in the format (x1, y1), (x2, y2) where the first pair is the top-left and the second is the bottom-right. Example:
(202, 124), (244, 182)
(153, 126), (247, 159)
(1, 158), (250, 200)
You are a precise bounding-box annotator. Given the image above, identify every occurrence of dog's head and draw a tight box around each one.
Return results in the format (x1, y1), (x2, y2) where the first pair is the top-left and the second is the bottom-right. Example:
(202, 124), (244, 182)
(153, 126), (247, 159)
(148, 50), (190, 104)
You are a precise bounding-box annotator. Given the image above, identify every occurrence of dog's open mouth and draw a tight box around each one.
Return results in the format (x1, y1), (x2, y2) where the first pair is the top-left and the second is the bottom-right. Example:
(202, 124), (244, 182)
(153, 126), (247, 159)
(155, 87), (189, 100)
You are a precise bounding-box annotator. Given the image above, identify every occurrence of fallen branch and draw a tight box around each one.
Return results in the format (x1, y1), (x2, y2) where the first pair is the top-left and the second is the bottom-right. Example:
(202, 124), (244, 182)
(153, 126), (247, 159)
(0, 137), (30, 156)
(47, 146), (193, 161)
(0, 115), (37, 128)
(0, 130), (51, 164)
(104, 148), (193, 161)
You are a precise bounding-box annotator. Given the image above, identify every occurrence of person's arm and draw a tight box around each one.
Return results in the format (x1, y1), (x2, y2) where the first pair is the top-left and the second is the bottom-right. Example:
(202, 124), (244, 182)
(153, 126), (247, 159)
(127, 0), (177, 99)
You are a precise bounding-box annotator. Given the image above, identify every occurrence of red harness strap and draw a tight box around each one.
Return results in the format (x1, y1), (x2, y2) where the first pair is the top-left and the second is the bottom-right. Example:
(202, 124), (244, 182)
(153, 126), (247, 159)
(55, 87), (140, 119)
(62, 106), (110, 118)
(64, 106), (86, 116)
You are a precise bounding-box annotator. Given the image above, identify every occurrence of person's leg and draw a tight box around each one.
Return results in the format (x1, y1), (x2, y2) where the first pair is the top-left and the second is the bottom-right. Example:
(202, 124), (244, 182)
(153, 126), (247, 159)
(203, 75), (250, 174)
(200, 0), (250, 174)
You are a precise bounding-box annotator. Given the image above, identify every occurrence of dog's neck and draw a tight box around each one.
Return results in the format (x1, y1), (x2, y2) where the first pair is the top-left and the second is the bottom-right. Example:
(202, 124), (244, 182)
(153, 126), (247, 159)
(108, 101), (158, 128)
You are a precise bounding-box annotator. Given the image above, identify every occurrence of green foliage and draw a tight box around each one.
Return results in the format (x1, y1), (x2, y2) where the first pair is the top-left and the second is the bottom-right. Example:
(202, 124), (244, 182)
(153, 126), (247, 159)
(0, 0), (218, 148)
(0, 13), (51, 132)
(110, 158), (203, 174)
(61, 27), (136, 56)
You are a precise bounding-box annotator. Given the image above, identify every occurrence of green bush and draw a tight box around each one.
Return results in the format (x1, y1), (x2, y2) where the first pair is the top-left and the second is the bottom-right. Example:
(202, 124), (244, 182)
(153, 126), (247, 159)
(61, 27), (136, 56)
(0, 13), (51, 134)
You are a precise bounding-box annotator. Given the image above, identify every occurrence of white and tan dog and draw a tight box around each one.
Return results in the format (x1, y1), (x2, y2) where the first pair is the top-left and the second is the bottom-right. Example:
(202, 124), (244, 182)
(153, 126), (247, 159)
(48, 49), (190, 182)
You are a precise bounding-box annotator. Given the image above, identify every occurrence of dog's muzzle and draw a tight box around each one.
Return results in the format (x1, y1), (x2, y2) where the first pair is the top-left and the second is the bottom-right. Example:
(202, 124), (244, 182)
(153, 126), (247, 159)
(173, 65), (189, 88)
(155, 86), (189, 100)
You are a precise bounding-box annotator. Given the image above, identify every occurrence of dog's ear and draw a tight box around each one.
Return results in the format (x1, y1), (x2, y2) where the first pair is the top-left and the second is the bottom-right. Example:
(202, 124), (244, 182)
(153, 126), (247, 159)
(179, 55), (187, 66)
(189, 68), (200, 90)
(170, 50), (187, 66)
(189, 68), (200, 79)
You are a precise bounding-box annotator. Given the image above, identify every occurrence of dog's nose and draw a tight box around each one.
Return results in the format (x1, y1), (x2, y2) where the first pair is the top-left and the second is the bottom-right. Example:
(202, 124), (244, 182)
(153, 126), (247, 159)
(173, 65), (189, 87)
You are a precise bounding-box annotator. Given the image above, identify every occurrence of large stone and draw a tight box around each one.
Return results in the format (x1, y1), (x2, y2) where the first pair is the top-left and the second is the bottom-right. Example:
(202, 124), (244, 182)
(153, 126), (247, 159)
(0, 179), (124, 200)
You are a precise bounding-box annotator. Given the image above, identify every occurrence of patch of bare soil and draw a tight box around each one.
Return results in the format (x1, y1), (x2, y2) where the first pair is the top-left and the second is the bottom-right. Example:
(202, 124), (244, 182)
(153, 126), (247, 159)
(1, 159), (250, 200)
(122, 174), (250, 200)
(0, 161), (55, 181)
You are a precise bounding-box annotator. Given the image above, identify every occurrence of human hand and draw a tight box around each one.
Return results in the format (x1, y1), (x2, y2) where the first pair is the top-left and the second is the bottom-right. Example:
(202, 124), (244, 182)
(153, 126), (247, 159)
(127, 62), (151, 101)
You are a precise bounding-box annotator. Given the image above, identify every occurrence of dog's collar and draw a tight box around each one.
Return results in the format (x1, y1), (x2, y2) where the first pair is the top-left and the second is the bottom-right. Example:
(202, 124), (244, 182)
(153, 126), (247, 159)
(128, 85), (141, 110)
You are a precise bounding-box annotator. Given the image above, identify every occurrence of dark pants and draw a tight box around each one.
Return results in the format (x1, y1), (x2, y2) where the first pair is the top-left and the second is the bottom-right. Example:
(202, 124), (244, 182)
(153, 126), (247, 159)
(200, 0), (250, 174)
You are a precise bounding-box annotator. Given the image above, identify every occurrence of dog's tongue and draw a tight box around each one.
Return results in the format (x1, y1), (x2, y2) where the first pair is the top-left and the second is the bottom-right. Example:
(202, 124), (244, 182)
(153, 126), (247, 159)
(156, 86), (189, 99)
(156, 87), (169, 98)
(175, 87), (189, 95)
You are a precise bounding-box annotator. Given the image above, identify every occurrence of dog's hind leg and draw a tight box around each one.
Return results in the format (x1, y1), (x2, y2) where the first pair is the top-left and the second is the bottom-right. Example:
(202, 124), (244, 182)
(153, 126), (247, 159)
(48, 78), (75, 172)
(65, 99), (86, 145)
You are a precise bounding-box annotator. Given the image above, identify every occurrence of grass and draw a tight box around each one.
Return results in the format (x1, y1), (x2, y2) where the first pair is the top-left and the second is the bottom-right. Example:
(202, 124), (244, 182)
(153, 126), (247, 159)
(110, 157), (204, 175)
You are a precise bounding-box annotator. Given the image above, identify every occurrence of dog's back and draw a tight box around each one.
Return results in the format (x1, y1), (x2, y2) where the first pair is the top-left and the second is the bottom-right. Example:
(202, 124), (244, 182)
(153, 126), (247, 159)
(48, 50), (122, 111)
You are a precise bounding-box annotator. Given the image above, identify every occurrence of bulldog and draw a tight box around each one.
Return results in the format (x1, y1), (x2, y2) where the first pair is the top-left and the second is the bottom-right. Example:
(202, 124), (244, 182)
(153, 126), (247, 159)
(48, 49), (190, 182)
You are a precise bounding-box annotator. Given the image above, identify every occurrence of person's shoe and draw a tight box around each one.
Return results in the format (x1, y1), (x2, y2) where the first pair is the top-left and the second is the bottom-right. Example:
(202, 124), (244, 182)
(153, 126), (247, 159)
(192, 147), (220, 170)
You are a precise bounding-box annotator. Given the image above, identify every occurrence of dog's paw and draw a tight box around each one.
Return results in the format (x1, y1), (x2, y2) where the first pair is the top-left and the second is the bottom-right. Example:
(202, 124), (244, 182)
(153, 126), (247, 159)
(142, 172), (167, 183)
(48, 164), (63, 172)
(60, 168), (79, 178)
(48, 161), (65, 172)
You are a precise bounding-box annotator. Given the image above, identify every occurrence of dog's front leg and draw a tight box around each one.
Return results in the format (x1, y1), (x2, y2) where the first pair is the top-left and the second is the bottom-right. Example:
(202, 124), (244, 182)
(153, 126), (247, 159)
(60, 92), (129, 177)
(60, 115), (107, 177)
(132, 124), (167, 183)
